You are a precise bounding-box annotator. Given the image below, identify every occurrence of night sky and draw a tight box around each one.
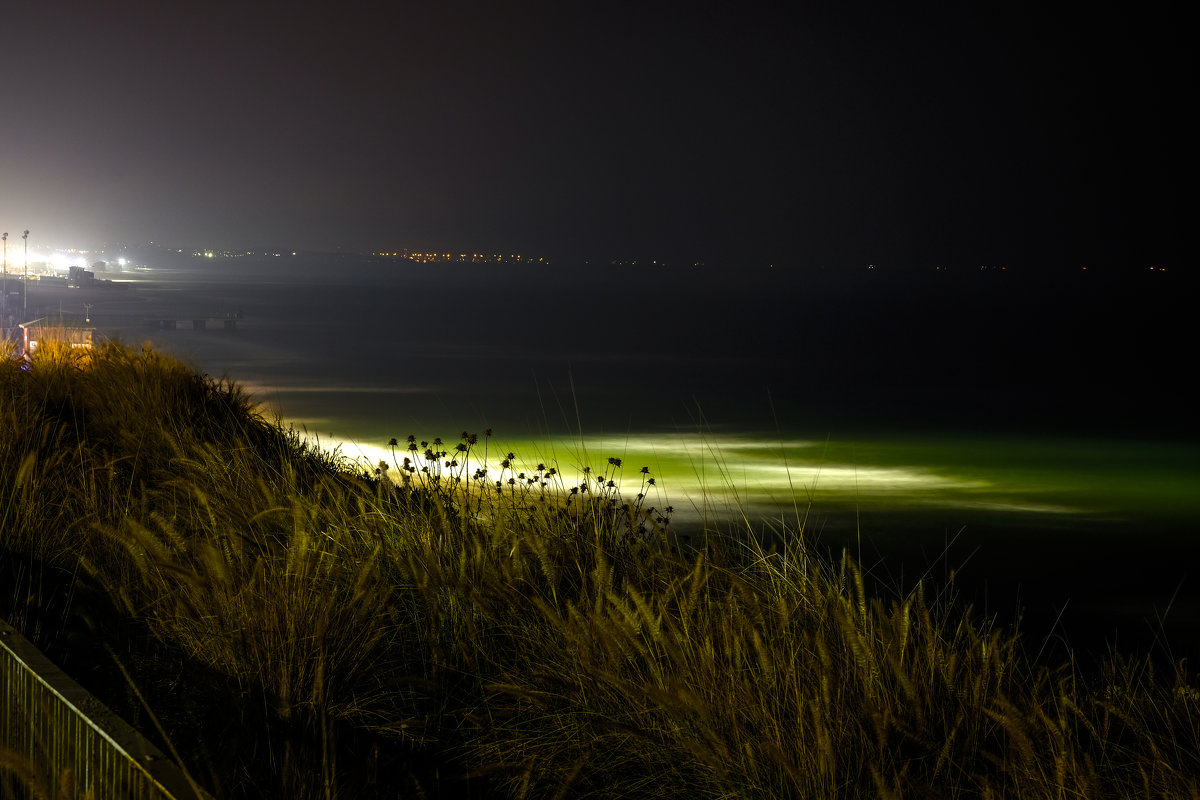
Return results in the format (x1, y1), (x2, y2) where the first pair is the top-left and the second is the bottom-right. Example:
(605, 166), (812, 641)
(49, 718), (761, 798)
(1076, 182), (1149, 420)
(1, 1), (1186, 269)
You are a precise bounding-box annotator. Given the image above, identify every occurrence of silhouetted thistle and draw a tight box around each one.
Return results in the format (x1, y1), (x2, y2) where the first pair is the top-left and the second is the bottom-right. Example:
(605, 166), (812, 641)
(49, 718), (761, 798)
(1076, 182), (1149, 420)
(380, 429), (675, 546)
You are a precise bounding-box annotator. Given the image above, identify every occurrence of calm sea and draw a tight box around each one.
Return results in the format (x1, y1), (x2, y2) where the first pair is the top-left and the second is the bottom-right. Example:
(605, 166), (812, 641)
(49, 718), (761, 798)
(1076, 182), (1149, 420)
(38, 253), (1199, 661)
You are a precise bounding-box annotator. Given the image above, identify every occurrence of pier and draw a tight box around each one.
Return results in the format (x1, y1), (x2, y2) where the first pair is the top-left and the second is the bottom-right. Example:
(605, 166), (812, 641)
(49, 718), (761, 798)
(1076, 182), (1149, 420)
(143, 314), (243, 331)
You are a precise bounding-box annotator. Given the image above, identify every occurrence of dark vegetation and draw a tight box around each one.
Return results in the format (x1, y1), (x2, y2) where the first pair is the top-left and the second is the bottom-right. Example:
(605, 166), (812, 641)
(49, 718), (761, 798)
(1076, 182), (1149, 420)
(2, 338), (1198, 798)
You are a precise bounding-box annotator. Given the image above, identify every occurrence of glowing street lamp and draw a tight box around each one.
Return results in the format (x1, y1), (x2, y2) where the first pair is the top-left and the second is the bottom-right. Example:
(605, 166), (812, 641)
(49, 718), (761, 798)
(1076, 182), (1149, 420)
(22, 230), (29, 312)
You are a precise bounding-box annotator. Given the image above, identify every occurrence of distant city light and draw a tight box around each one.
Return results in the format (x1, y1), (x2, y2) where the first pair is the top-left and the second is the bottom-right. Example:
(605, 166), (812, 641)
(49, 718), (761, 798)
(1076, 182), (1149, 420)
(373, 249), (549, 265)
(50, 252), (87, 271)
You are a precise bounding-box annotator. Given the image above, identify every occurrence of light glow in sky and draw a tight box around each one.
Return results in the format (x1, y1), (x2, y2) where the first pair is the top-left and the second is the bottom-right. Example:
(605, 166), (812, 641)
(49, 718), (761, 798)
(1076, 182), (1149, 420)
(0, 2), (1184, 267)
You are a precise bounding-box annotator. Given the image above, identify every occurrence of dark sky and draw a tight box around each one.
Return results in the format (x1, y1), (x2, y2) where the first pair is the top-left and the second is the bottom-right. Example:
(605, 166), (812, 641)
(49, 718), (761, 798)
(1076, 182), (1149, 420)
(0, 1), (1186, 268)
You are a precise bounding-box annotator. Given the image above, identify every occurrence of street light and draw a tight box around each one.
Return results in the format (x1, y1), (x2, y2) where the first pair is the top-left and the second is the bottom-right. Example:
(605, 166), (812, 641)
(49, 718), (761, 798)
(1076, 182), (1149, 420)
(22, 230), (29, 313)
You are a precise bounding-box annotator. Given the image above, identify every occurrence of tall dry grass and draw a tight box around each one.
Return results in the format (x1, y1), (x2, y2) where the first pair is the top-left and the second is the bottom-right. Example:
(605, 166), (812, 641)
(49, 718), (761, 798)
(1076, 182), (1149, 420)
(2, 337), (1198, 798)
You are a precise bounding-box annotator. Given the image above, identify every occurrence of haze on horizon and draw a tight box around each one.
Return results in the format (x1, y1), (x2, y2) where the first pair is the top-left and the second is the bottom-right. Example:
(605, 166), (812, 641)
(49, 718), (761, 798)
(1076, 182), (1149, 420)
(0, 1), (1185, 270)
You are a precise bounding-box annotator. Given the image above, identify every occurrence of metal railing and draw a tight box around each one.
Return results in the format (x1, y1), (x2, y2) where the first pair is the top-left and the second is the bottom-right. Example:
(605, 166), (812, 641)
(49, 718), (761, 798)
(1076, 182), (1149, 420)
(0, 619), (209, 799)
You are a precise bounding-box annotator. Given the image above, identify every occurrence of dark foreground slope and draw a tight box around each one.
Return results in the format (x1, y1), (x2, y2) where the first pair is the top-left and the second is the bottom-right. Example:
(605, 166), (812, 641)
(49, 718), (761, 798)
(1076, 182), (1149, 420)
(2, 341), (1198, 799)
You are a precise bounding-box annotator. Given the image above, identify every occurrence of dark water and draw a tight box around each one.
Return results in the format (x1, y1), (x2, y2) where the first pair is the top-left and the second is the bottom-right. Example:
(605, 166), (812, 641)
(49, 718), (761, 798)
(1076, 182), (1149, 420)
(27, 255), (1198, 663)
(81, 257), (1188, 432)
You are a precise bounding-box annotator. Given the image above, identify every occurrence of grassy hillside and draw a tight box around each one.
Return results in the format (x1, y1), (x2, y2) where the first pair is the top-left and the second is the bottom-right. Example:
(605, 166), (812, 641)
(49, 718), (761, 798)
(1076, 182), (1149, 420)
(2, 339), (1198, 799)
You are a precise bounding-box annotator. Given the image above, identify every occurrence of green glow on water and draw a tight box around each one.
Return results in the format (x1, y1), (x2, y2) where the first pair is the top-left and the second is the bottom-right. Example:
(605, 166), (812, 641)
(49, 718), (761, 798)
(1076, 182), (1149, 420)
(337, 430), (1200, 531)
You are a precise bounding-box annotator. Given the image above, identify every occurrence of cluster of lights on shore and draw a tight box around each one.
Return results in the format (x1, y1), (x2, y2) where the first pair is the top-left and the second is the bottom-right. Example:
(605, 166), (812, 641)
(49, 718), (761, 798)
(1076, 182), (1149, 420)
(0, 230), (123, 314)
